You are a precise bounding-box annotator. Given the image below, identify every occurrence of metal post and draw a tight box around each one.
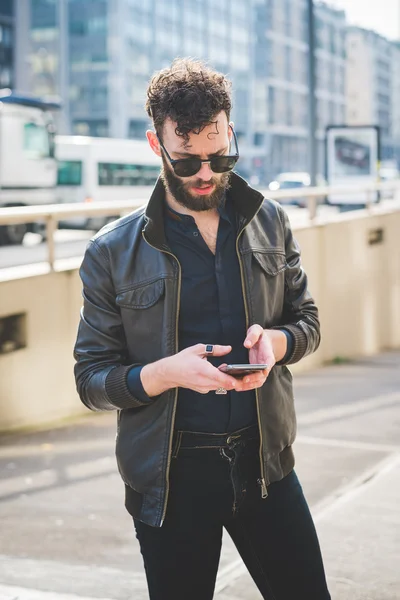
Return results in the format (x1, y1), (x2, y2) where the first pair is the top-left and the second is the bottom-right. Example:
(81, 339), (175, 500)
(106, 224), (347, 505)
(307, 0), (317, 188)
(46, 217), (57, 271)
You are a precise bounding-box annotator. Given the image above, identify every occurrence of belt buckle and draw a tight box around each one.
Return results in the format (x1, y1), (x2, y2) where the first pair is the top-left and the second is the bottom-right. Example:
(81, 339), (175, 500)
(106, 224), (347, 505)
(226, 433), (241, 445)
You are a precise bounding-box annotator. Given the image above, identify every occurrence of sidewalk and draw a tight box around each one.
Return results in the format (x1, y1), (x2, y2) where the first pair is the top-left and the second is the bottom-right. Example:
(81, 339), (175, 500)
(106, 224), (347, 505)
(215, 452), (400, 600)
(0, 351), (399, 600)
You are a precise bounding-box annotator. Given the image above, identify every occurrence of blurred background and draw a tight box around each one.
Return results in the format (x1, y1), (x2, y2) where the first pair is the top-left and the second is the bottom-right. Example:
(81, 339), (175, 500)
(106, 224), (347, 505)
(0, 0), (400, 247)
(0, 3), (399, 600)
(2, 0), (400, 182)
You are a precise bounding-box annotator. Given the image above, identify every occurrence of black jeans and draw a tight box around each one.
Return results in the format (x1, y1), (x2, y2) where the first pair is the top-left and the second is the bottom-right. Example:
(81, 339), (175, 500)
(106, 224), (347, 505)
(134, 425), (331, 600)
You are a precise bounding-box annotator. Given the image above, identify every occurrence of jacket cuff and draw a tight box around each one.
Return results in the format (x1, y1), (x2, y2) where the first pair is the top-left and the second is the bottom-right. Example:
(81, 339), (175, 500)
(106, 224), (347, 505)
(275, 329), (293, 366)
(273, 324), (308, 365)
(127, 365), (153, 403)
(105, 365), (153, 409)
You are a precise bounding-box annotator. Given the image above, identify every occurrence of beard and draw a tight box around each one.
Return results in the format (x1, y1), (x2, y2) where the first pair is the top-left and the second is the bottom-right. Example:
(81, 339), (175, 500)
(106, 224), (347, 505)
(160, 155), (231, 212)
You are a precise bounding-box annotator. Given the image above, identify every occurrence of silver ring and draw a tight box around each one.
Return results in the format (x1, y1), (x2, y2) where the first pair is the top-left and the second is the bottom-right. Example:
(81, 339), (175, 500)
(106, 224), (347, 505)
(215, 387), (227, 395)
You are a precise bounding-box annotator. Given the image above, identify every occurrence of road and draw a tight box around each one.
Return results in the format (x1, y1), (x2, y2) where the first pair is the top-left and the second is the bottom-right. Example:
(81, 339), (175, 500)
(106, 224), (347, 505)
(0, 206), (339, 270)
(0, 351), (399, 599)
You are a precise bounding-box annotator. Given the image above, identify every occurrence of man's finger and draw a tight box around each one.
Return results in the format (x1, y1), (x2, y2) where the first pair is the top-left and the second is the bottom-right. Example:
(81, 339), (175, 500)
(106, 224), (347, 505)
(242, 371), (268, 384)
(197, 344), (232, 357)
(244, 324), (264, 348)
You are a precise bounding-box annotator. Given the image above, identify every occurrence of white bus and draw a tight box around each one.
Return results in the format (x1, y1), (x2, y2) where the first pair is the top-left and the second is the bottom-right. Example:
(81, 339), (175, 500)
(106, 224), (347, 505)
(55, 135), (161, 229)
(0, 91), (59, 244)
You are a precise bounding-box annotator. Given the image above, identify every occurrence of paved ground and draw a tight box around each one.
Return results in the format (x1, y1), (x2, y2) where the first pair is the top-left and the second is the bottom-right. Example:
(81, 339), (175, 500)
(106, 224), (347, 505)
(0, 351), (399, 599)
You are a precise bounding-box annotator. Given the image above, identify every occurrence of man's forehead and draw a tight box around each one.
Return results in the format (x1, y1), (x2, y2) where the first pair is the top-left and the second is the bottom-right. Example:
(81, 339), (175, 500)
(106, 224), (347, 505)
(163, 116), (227, 149)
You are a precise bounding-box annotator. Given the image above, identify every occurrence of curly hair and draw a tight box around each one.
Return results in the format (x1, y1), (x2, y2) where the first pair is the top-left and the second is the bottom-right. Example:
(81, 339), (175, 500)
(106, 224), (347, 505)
(145, 58), (232, 143)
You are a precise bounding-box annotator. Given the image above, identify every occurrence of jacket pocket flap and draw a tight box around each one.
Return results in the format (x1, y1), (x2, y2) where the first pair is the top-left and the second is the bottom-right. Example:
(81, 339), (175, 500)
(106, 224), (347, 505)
(252, 251), (287, 276)
(116, 279), (165, 309)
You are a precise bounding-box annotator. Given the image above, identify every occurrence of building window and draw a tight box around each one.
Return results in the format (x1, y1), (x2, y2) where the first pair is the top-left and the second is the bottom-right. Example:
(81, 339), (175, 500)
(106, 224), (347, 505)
(0, 25), (13, 47)
(0, 67), (11, 87)
(286, 90), (292, 125)
(73, 120), (108, 137)
(268, 86), (275, 124)
(128, 120), (148, 139)
(285, 46), (291, 81)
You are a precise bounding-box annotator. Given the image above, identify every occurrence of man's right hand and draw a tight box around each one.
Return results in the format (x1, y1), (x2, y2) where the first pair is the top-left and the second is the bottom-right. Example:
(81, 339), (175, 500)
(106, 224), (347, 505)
(140, 344), (237, 397)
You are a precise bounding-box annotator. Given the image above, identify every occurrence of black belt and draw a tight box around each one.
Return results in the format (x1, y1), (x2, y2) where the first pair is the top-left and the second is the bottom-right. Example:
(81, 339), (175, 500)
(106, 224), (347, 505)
(172, 424), (259, 456)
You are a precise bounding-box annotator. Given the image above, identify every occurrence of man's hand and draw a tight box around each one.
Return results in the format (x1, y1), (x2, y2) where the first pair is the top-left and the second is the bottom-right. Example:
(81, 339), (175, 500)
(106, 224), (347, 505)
(225, 324), (288, 391)
(140, 344), (239, 397)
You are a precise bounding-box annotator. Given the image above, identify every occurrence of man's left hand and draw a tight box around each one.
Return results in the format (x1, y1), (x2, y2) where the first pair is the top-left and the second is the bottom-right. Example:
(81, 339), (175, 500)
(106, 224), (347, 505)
(230, 325), (288, 392)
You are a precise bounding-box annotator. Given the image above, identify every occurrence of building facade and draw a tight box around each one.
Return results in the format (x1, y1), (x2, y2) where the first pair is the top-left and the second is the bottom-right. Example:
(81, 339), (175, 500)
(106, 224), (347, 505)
(15, 0), (254, 166)
(0, 0), (15, 89)
(347, 26), (400, 164)
(253, 0), (346, 183)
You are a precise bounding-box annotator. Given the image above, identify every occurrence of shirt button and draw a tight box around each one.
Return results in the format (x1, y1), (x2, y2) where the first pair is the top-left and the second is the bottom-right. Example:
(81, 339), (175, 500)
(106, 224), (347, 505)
(193, 231), (199, 236)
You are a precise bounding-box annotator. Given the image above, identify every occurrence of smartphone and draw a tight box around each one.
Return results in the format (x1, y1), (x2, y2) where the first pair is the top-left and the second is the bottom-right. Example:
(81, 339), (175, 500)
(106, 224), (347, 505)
(219, 364), (269, 378)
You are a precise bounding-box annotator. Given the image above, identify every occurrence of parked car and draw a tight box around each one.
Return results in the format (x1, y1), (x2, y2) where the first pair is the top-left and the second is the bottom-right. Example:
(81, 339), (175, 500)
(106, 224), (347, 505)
(268, 172), (326, 207)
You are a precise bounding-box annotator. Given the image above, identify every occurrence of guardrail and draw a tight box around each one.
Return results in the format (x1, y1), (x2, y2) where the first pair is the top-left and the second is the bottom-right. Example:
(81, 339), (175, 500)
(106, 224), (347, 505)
(0, 180), (400, 270)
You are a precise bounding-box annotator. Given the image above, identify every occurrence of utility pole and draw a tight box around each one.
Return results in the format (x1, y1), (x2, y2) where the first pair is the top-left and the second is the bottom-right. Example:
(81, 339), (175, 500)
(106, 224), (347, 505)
(307, 0), (317, 186)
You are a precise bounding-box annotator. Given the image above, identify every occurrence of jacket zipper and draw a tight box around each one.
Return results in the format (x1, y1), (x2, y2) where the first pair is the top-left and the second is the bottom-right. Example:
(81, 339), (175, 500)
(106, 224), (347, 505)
(236, 221), (268, 499)
(142, 231), (181, 526)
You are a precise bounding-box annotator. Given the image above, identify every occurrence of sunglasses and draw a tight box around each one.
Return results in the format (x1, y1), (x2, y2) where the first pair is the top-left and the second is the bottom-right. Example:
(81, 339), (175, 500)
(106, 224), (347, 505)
(157, 125), (239, 178)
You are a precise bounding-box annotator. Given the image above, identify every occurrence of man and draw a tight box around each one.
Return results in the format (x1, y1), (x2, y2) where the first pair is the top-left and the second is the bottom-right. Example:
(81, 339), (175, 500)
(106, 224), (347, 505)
(74, 58), (330, 600)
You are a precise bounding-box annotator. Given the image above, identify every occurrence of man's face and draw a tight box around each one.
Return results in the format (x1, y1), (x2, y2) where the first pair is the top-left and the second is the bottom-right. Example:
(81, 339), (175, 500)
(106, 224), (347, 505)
(158, 112), (232, 212)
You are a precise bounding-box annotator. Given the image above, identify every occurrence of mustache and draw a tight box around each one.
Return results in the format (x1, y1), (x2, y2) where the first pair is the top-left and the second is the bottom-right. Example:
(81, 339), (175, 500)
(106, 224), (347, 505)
(189, 178), (216, 187)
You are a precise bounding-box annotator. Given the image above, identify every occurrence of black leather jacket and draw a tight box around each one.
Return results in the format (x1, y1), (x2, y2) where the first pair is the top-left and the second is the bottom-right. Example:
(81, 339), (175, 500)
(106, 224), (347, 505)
(74, 173), (320, 527)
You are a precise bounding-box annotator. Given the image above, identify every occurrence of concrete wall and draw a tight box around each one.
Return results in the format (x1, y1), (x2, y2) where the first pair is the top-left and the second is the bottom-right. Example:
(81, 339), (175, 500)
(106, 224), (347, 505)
(0, 269), (84, 431)
(1, 207), (399, 430)
(292, 207), (400, 373)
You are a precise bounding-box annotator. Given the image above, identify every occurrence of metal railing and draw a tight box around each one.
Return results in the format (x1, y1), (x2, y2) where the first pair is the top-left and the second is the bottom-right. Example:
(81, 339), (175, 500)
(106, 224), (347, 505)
(0, 180), (399, 270)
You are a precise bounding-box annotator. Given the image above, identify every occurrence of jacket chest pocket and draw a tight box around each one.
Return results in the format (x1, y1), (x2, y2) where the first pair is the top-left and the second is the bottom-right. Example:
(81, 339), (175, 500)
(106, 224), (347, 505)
(250, 251), (288, 324)
(116, 279), (165, 309)
(115, 279), (166, 363)
(252, 251), (287, 277)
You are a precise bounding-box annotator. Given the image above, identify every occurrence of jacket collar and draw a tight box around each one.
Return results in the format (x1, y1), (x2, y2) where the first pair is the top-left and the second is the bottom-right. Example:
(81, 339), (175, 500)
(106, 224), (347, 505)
(142, 172), (265, 250)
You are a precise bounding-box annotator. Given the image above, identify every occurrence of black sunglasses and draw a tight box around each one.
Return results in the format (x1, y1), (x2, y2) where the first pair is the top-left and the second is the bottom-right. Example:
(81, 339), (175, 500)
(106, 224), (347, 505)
(157, 125), (239, 178)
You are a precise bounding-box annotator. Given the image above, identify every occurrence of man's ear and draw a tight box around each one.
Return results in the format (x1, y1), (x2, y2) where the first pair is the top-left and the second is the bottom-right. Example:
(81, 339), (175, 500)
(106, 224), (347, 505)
(228, 121), (234, 141)
(146, 130), (162, 157)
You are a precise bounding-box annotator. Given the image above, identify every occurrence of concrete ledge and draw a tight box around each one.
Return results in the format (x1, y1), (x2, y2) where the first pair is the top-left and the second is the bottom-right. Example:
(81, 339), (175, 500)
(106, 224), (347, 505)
(1, 207), (400, 430)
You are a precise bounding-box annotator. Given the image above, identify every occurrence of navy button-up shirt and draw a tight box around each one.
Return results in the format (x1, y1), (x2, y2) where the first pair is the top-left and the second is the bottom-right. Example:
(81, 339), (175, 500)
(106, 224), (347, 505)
(165, 198), (258, 433)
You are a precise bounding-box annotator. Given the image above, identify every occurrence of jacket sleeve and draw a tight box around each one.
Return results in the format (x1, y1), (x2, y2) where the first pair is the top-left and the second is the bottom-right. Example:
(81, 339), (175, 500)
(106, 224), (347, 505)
(273, 205), (321, 365)
(74, 240), (154, 411)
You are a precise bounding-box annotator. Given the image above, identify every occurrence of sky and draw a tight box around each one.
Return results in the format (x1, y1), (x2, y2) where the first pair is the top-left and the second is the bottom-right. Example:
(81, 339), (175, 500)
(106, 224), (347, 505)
(330, 0), (399, 39)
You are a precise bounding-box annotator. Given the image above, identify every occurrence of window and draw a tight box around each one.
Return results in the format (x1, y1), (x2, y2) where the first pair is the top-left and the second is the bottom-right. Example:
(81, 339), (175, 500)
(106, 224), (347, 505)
(23, 123), (51, 159)
(268, 86), (275, 124)
(0, 314), (26, 355)
(0, 26), (13, 47)
(286, 90), (292, 125)
(0, 67), (11, 87)
(0, 0), (13, 17)
(57, 160), (82, 186)
(98, 163), (160, 186)
(285, 46), (291, 81)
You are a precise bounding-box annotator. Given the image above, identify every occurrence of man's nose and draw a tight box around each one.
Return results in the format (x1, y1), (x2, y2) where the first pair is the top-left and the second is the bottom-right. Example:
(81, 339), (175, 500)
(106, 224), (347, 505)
(197, 161), (213, 181)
